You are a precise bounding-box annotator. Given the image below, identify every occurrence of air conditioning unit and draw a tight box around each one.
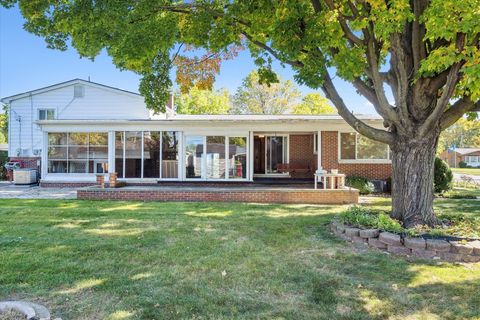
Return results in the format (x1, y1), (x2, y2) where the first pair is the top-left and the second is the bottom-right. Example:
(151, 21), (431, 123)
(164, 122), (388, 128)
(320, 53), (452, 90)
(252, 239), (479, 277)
(13, 169), (38, 185)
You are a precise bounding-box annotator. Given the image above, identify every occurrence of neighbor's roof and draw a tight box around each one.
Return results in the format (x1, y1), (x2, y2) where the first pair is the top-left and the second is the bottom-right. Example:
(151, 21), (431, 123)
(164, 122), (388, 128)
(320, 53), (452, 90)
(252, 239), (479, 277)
(454, 148), (480, 155)
(0, 79), (142, 103)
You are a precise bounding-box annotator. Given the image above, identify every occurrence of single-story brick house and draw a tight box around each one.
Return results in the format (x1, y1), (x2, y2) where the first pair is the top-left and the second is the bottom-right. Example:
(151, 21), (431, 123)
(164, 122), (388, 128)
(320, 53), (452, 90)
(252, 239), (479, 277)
(1, 79), (392, 193)
(439, 148), (480, 168)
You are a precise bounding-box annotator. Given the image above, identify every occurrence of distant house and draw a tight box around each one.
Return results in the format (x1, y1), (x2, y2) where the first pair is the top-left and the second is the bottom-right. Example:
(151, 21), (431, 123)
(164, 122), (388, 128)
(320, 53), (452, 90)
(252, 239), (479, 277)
(440, 148), (480, 168)
(1, 79), (392, 187)
(0, 144), (7, 152)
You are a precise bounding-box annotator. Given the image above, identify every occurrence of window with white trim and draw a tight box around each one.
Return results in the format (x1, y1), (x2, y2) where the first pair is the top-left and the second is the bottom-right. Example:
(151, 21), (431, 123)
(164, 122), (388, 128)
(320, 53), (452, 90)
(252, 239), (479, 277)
(339, 132), (390, 161)
(38, 109), (55, 120)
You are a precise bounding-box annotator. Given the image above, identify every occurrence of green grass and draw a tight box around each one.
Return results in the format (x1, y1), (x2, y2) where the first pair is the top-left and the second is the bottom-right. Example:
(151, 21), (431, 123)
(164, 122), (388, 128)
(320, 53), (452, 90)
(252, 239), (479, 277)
(1, 199), (479, 319)
(451, 167), (480, 176)
(443, 187), (480, 199)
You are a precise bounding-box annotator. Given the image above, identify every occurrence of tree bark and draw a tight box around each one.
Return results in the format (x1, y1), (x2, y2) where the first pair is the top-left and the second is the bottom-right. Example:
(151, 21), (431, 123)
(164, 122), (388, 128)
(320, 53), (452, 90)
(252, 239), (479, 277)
(390, 130), (440, 227)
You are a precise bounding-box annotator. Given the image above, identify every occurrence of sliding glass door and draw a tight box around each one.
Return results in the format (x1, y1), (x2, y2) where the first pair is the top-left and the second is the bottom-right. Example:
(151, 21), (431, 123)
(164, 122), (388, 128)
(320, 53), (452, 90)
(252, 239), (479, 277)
(265, 135), (288, 174)
(185, 136), (204, 179)
(184, 134), (248, 180)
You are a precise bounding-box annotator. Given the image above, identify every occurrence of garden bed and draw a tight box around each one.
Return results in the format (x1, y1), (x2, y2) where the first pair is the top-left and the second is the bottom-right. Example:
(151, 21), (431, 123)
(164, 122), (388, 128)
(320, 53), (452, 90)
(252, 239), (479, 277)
(332, 206), (480, 263)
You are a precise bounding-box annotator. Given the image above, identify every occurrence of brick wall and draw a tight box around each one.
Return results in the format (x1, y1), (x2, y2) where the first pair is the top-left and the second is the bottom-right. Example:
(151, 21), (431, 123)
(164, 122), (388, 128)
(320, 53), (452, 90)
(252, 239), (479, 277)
(78, 187), (359, 204)
(321, 131), (392, 180)
(9, 157), (42, 175)
(289, 134), (316, 178)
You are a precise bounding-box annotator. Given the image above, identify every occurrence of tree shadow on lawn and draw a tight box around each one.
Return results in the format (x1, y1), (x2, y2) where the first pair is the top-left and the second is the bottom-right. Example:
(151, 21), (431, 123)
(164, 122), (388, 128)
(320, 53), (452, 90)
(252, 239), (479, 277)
(0, 199), (479, 319)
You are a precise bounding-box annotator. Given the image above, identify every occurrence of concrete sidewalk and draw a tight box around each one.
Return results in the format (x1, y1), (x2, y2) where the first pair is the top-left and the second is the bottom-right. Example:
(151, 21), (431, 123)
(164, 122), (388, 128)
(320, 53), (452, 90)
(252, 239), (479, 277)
(0, 182), (76, 199)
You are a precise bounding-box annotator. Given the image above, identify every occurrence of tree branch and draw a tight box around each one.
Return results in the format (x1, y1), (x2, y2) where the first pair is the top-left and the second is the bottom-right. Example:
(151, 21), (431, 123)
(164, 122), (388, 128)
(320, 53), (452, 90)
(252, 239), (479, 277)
(321, 68), (394, 144)
(241, 32), (304, 68)
(440, 98), (479, 130)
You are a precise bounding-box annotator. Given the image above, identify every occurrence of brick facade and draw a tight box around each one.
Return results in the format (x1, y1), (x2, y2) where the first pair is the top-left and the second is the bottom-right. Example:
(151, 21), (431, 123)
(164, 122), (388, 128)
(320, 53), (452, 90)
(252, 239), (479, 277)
(78, 187), (359, 204)
(288, 134), (317, 178)
(440, 150), (480, 168)
(8, 157), (42, 175)
(321, 131), (392, 180)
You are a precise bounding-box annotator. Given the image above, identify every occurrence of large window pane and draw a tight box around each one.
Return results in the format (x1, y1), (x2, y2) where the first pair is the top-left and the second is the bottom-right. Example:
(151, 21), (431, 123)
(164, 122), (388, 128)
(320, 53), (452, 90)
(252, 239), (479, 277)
(357, 135), (389, 160)
(48, 133), (67, 146)
(48, 160), (67, 173)
(143, 131), (160, 178)
(48, 146), (68, 159)
(162, 131), (179, 179)
(124, 132), (142, 178)
(69, 160), (88, 173)
(89, 133), (108, 173)
(206, 136), (226, 179)
(340, 133), (356, 160)
(229, 137), (247, 179)
(267, 136), (286, 173)
(115, 132), (124, 178)
(185, 136), (203, 179)
(68, 133), (88, 145)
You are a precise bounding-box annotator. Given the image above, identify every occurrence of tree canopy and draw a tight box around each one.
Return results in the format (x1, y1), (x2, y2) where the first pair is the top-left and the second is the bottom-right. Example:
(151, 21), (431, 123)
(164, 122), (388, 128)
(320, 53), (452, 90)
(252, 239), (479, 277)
(291, 93), (336, 115)
(231, 71), (300, 114)
(175, 87), (231, 114)
(438, 117), (480, 153)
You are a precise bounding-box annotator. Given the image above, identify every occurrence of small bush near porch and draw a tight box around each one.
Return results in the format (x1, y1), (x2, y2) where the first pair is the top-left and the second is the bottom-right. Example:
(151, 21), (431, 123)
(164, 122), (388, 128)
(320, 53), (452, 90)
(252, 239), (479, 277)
(0, 199), (479, 319)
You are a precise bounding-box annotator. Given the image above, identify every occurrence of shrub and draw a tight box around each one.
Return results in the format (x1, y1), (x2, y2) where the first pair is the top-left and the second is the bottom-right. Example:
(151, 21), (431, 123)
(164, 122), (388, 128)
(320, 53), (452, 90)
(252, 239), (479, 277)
(339, 206), (404, 234)
(345, 176), (375, 195)
(434, 157), (453, 193)
(458, 161), (468, 168)
(0, 150), (7, 180)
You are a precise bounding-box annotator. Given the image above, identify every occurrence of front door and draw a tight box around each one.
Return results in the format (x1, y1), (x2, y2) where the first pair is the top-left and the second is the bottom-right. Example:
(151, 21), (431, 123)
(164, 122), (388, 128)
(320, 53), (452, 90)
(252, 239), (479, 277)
(254, 134), (288, 175)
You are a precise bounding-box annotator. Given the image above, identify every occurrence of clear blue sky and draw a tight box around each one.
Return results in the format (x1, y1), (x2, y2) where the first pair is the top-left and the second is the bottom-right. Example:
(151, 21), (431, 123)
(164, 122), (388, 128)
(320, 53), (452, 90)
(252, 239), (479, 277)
(0, 5), (376, 114)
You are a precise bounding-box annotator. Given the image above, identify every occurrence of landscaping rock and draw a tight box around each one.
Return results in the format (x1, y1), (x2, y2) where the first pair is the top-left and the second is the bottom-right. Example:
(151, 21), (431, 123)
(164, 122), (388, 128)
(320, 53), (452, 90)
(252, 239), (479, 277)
(379, 232), (402, 246)
(404, 237), (426, 250)
(450, 241), (474, 254)
(411, 249), (437, 259)
(359, 229), (380, 239)
(470, 241), (480, 256)
(351, 236), (368, 244)
(344, 227), (360, 237)
(336, 224), (346, 234)
(461, 255), (480, 263)
(426, 239), (451, 252)
(387, 245), (411, 256)
(0, 301), (51, 320)
(368, 238), (387, 249)
(439, 252), (463, 262)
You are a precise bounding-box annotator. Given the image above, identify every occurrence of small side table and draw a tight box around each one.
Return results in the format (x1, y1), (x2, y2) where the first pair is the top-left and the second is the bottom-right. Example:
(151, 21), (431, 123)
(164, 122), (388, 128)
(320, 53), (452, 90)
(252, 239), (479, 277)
(315, 172), (345, 189)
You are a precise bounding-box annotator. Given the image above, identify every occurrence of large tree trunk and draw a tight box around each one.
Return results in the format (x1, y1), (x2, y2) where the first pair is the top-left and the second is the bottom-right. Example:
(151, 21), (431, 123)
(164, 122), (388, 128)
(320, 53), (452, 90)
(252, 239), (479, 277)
(390, 131), (440, 228)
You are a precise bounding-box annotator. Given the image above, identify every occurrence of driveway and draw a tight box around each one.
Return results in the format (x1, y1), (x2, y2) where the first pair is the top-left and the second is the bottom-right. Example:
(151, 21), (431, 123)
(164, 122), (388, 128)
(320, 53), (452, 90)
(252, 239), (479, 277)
(0, 182), (77, 199)
(453, 173), (480, 184)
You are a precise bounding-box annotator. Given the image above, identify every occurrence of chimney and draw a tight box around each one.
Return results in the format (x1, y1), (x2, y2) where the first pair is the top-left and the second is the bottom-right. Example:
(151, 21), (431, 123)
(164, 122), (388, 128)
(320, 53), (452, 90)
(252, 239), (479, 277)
(166, 93), (175, 118)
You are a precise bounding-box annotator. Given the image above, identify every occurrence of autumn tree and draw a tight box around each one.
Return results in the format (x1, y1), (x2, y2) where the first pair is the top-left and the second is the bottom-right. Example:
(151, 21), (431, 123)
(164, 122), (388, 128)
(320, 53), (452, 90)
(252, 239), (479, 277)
(291, 93), (336, 115)
(438, 117), (480, 154)
(3, 0), (480, 227)
(175, 87), (231, 114)
(231, 71), (300, 114)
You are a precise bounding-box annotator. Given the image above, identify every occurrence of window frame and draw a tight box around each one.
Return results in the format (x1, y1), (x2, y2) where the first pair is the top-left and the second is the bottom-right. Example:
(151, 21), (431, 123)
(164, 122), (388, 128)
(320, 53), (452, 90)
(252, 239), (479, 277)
(337, 131), (391, 164)
(38, 108), (56, 120)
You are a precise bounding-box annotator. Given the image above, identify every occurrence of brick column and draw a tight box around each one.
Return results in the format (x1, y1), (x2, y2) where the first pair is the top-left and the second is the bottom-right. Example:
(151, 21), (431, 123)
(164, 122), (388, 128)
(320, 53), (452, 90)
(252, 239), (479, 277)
(109, 172), (118, 188)
(96, 174), (105, 188)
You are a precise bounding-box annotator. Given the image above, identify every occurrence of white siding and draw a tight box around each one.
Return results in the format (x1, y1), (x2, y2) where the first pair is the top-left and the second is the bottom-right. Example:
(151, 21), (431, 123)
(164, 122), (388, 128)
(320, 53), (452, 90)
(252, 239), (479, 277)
(7, 82), (150, 157)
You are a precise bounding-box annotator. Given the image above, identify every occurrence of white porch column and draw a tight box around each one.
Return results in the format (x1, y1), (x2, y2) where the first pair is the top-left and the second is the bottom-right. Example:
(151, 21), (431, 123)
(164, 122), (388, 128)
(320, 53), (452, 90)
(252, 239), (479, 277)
(108, 131), (115, 174)
(317, 130), (322, 170)
(248, 131), (254, 181)
(41, 131), (48, 178)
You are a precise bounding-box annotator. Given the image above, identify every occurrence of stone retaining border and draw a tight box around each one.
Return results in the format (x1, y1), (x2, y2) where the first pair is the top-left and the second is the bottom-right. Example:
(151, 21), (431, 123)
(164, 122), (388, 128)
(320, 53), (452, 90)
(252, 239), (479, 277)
(330, 221), (480, 263)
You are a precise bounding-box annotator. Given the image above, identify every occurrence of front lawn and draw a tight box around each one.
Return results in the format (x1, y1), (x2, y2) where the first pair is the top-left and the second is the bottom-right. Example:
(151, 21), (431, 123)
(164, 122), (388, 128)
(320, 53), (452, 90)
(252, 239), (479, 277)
(1, 199), (479, 319)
